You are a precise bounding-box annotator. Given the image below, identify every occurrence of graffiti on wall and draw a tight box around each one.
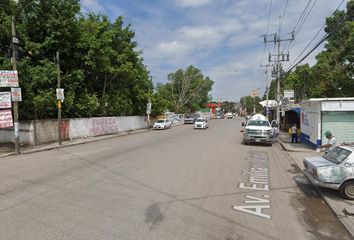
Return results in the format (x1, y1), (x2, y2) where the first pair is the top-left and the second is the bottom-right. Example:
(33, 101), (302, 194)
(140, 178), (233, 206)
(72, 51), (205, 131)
(90, 118), (119, 136)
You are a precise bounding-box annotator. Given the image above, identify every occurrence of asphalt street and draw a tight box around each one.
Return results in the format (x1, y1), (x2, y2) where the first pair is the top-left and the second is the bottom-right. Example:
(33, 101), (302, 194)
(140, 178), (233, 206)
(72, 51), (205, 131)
(0, 117), (351, 240)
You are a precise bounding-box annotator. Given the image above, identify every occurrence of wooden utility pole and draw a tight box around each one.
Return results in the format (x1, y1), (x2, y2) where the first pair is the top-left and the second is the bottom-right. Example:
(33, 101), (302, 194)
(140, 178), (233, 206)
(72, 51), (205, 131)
(11, 17), (20, 154)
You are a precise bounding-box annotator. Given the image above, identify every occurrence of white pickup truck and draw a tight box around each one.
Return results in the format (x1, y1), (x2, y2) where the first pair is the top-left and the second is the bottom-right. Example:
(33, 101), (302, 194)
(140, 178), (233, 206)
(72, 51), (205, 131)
(241, 114), (273, 146)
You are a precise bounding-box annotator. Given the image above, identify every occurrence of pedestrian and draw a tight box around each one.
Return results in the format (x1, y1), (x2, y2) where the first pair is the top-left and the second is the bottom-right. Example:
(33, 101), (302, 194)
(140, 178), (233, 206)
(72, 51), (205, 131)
(291, 124), (298, 143)
(321, 131), (337, 153)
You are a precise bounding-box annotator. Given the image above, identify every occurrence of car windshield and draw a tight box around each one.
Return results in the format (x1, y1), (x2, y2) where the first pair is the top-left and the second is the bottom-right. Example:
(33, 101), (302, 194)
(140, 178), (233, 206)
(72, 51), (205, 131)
(247, 120), (270, 127)
(156, 120), (166, 123)
(195, 118), (205, 123)
(323, 147), (351, 164)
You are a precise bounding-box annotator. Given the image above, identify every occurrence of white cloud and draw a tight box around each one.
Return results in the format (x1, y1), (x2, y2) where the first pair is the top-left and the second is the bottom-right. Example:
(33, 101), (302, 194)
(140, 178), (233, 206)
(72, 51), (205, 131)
(175, 0), (214, 8)
(157, 41), (191, 56)
(81, 0), (105, 13)
(83, 0), (347, 101)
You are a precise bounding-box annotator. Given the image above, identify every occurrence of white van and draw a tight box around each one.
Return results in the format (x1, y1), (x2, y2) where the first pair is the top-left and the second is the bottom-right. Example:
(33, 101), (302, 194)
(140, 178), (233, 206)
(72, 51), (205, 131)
(241, 114), (273, 146)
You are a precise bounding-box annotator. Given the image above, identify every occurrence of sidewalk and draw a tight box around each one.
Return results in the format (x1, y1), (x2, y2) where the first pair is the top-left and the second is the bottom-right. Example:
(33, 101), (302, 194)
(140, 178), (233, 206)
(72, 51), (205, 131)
(0, 129), (150, 158)
(277, 131), (354, 238)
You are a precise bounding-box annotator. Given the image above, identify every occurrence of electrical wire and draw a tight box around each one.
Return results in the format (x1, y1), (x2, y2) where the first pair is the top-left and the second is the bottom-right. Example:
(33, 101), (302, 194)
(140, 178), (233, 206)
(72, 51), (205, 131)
(280, 0), (289, 32)
(294, 0), (317, 36)
(286, 0), (346, 71)
(287, 34), (328, 73)
(282, 0), (312, 51)
(260, 0), (273, 66)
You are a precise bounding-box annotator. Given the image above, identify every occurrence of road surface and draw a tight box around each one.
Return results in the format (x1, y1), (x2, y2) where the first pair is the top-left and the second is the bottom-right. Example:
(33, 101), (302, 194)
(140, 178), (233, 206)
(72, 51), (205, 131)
(0, 117), (351, 240)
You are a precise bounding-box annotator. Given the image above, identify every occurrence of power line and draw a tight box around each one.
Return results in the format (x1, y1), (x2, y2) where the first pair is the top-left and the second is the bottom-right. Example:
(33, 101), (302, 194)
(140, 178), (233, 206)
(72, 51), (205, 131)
(280, 0), (289, 31)
(283, 0), (318, 52)
(294, 0), (317, 36)
(260, 0), (273, 66)
(292, 0), (312, 34)
(286, 0), (346, 71)
(287, 23), (325, 69)
(287, 34), (328, 73)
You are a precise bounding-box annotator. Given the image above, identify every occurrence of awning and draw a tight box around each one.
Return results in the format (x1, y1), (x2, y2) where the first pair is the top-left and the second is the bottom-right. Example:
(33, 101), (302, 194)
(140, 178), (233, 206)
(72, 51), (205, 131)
(259, 100), (278, 108)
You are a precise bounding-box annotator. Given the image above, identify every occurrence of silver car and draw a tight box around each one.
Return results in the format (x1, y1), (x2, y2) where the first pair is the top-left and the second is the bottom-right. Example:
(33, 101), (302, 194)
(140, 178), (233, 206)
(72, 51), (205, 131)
(303, 145), (354, 200)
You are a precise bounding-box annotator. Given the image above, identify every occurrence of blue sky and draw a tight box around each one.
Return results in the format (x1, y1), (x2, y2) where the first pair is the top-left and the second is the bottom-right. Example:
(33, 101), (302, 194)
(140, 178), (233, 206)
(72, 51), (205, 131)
(81, 0), (346, 102)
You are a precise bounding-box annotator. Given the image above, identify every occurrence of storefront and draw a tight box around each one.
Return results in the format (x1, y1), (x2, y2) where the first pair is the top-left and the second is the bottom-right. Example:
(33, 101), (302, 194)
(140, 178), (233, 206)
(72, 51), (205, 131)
(301, 98), (354, 149)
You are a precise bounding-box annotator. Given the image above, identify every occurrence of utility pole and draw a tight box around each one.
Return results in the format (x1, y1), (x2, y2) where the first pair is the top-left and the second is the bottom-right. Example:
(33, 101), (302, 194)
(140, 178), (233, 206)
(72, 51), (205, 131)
(56, 51), (62, 145)
(260, 63), (274, 119)
(11, 17), (20, 154)
(262, 17), (294, 124)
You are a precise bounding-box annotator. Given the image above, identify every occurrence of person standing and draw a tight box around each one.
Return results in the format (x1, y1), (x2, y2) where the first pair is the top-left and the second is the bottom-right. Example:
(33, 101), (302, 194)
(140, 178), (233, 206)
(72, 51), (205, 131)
(321, 131), (337, 153)
(291, 124), (298, 143)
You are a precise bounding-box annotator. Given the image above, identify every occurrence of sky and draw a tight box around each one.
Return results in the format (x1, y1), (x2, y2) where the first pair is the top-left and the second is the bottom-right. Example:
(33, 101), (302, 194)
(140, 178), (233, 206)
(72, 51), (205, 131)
(80, 0), (347, 102)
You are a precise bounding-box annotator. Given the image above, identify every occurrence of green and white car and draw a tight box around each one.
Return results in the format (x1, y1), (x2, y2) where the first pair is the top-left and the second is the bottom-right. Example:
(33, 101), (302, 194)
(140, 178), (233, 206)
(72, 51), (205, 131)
(303, 145), (354, 200)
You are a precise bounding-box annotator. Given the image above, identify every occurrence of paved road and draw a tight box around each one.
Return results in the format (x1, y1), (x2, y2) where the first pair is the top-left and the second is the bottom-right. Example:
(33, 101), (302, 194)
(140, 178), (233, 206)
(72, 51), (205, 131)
(0, 117), (351, 240)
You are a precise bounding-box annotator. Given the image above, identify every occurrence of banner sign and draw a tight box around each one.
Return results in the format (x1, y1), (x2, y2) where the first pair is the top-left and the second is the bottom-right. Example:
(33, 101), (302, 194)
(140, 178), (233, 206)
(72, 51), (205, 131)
(11, 88), (22, 102)
(0, 70), (19, 87)
(0, 109), (13, 128)
(0, 92), (12, 109)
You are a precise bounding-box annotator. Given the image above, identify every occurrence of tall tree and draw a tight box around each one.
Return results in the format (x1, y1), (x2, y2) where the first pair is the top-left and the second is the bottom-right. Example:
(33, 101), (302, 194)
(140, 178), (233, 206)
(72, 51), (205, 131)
(163, 65), (214, 113)
(0, 1), (152, 119)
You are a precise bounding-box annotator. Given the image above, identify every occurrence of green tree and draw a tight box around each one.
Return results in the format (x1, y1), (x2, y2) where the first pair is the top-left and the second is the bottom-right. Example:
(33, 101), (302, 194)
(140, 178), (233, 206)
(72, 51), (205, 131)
(282, 0), (354, 99)
(162, 65), (214, 113)
(0, 1), (152, 119)
(240, 96), (262, 115)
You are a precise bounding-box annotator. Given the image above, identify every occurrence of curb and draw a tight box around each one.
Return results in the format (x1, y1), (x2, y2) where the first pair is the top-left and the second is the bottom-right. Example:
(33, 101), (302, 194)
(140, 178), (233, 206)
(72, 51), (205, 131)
(0, 128), (151, 158)
(279, 139), (354, 238)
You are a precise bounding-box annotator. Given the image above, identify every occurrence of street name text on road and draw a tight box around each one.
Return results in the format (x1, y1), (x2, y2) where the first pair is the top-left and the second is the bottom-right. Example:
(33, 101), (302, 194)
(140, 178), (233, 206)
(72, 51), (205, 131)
(233, 152), (271, 219)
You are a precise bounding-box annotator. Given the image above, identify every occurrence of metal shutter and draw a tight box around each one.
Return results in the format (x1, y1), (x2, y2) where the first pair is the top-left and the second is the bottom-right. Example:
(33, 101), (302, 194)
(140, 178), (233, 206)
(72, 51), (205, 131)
(321, 111), (354, 144)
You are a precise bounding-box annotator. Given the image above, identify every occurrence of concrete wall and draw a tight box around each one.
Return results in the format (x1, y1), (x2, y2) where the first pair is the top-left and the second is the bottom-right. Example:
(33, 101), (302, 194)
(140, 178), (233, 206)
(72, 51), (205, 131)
(69, 116), (147, 139)
(33, 119), (70, 145)
(0, 121), (34, 145)
(0, 116), (148, 146)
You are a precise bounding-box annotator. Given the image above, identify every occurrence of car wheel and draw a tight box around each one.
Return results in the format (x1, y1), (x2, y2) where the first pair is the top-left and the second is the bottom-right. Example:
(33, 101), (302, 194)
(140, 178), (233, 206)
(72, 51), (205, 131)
(340, 180), (354, 200)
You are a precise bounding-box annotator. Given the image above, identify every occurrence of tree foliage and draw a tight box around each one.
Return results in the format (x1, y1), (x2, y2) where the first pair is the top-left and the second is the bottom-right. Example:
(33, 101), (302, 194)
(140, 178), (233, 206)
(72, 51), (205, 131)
(0, 0), (152, 119)
(242, 1), (354, 107)
(154, 66), (214, 113)
(239, 96), (262, 114)
(279, 1), (354, 100)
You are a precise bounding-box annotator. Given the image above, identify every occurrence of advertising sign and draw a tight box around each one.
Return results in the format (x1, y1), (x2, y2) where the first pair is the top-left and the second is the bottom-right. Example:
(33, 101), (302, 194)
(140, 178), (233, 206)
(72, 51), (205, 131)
(56, 88), (64, 102)
(11, 88), (22, 102)
(0, 70), (19, 87)
(284, 90), (294, 99)
(0, 109), (13, 128)
(0, 92), (12, 109)
(146, 102), (151, 114)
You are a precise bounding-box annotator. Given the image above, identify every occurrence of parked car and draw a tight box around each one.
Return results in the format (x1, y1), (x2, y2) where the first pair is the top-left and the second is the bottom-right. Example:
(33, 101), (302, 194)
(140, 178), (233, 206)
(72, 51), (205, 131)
(240, 114), (273, 146)
(184, 114), (197, 124)
(226, 112), (233, 119)
(153, 119), (171, 130)
(194, 118), (209, 129)
(303, 145), (354, 200)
